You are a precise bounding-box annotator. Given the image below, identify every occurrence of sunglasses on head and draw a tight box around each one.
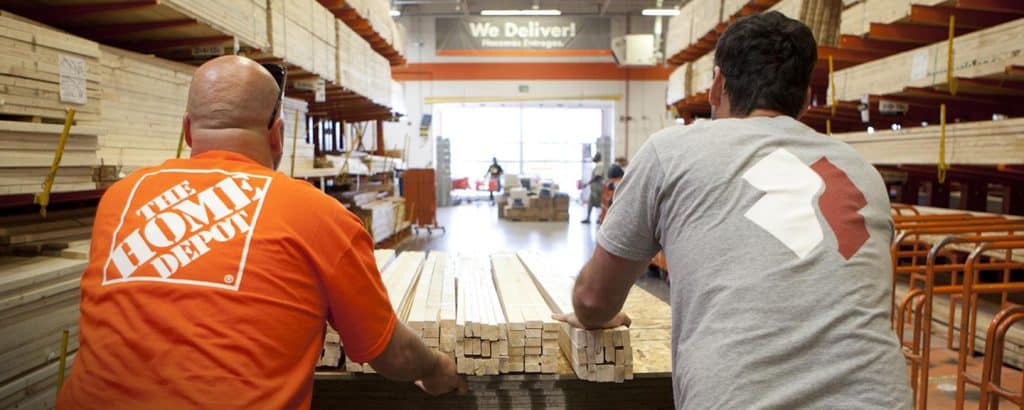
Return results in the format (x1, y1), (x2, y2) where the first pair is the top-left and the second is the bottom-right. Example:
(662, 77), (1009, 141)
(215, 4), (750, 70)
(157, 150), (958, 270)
(261, 63), (287, 129)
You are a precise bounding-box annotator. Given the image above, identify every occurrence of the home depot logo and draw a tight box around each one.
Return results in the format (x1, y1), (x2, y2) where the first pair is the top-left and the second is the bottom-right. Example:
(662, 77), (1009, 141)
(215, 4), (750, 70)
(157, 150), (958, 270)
(742, 148), (870, 261)
(102, 169), (272, 290)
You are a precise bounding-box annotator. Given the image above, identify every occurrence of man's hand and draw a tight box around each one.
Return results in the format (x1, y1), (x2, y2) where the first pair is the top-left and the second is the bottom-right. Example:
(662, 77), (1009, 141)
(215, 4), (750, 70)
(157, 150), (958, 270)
(414, 351), (467, 396)
(552, 311), (632, 330)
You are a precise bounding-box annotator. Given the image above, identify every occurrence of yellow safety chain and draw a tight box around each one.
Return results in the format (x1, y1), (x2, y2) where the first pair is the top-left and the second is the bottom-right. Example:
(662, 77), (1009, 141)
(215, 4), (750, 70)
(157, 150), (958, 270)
(829, 54), (836, 116)
(290, 110), (300, 177)
(947, 15), (958, 96)
(55, 328), (70, 399)
(826, 119), (832, 136)
(35, 108), (76, 218)
(938, 104), (948, 183)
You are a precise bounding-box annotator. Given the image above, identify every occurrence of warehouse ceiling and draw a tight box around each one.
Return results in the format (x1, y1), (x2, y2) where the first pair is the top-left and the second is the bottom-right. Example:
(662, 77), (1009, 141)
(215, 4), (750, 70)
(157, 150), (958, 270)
(393, 0), (688, 16)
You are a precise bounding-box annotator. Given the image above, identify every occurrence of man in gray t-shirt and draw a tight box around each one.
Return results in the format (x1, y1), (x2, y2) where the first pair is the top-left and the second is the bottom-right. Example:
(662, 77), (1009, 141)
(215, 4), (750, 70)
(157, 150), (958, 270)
(555, 12), (911, 409)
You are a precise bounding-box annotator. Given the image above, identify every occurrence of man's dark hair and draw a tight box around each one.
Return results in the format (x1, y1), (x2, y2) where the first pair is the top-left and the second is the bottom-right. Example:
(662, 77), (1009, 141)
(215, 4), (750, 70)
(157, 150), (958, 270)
(713, 11), (817, 118)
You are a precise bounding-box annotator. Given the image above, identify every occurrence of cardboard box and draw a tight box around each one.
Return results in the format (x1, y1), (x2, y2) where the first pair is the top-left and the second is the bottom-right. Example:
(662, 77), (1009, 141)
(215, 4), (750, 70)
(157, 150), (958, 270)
(537, 207), (555, 220)
(555, 211), (570, 221)
(505, 206), (525, 219)
(534, 197), (553, 209)
(522, 207), (539, 219)
(554, 196), (570, 210)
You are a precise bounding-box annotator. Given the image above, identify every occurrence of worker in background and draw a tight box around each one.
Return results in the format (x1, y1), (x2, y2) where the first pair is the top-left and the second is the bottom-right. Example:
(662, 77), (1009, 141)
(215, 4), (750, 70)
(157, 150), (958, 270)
(484, 157), (504, 203)
(58, 56), (464, 410)
(580, 152), (605, 224)
(556, 12), (911, 409)
(598, 157), (628, 224)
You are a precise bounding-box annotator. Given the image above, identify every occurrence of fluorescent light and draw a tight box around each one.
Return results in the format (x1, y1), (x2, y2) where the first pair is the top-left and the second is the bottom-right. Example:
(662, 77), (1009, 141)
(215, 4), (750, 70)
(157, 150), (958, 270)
(480, 9), (562, 16)
(389, 9), (401, 17)
(642, 8), (680, 16)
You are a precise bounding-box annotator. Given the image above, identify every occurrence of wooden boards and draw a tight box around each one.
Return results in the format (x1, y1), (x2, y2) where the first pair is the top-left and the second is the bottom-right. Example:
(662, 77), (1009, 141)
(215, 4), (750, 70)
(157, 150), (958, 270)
(490, 253), (559, 374)
(84, 45), (193, 171)
(0, 120), (101, 195)
(768, 0), (842, 47)
(832, 17), (1024, 101)
(454, 254), (508, 375)
(517, 252), (634, 383)
(0, 11), (101, 123)
(337, 20), (392, 106)
(162, 0), (269, 50)
(832, 117), (1024, 165)
(0, 255), (86, 409)
(840, 0), (950, 36)
(407, 252), (449, 352)
(267, 0), (337, 83)
(352, 197), (408, 244)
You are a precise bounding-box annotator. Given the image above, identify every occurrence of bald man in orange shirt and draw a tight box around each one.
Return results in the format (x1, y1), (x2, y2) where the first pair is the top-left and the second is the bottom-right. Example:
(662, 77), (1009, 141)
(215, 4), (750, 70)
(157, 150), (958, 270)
(58, 56), (464, 409)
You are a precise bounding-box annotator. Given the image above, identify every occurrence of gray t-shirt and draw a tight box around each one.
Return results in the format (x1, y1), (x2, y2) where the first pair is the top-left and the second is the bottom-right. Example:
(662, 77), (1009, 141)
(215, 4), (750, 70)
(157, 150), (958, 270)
(599, 116), (911, 409)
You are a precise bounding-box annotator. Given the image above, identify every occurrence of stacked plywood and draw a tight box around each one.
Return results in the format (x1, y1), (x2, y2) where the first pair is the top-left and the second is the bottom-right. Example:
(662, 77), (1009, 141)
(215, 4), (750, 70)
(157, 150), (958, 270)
(85, 45), (192, 171)
(768, 0), (843, 46)
(454, 255), (509, 375)
(840, 0), (951, 36)
(279, 96), (322, 177)
(163, 0), (269, 49)
(517, 252), (634, 383)
(691, 0), (725, 50)
(667, 1), (696, 59)
(0, 254), (87, 409)
(352, 197), (407, 244)
(689, 52), (716, 97)
(833, 117), (1024, 165)
(0, 11), (101, 123)
(268, 0), (337, 83)
(319, 249), (397, 368)
(337, 21), (392, 106)
(0, 208), (94, 257)
(831, 18), (1024, 101)
(345, 0), (405, 55)
(490, 253), (559, 374)
(666, 64), (689, 105)
(343, 250), (425, 373)
(0, 121), (101, 195)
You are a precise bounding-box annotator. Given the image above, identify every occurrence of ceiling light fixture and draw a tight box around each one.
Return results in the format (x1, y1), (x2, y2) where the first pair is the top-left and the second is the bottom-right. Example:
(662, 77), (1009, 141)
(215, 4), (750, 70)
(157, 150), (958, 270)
(389, 9), (401, 16)
(480, 9), (562, 16)
(641, 8), (680, 16)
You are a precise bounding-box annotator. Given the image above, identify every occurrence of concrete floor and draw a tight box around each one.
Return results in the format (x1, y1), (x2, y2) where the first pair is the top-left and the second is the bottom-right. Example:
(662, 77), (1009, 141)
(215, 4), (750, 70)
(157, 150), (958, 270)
(396, 201), (671, 303)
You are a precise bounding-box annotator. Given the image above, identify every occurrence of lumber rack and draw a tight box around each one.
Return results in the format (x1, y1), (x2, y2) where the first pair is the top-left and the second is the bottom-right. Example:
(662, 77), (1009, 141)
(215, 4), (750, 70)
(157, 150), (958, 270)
(317, 0), (407, 67)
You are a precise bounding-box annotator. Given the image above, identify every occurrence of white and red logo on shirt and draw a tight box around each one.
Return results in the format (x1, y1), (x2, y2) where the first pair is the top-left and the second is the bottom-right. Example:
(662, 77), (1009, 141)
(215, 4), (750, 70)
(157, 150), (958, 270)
(742, 148), (869, 260)
(102, 169), (272, 290)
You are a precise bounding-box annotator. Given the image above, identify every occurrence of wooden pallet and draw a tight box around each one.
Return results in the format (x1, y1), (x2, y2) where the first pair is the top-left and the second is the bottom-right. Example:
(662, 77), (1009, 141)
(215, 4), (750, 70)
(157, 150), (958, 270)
(517, 252), (634, 383)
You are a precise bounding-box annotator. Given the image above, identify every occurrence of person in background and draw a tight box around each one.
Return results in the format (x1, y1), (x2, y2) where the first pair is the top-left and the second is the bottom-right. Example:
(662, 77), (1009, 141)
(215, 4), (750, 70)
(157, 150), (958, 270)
(58, 56), (464, 410)
(581, 152), (605, 224)
(599, 156), (628, 224)
(557, 12), (911, 409)
(608, 156), (627, 180)
(484, 157), (504, 203)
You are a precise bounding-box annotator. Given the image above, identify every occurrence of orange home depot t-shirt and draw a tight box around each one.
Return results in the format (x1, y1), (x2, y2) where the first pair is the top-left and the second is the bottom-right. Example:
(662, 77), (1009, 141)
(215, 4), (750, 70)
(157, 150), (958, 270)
(58, 150), (397, 410)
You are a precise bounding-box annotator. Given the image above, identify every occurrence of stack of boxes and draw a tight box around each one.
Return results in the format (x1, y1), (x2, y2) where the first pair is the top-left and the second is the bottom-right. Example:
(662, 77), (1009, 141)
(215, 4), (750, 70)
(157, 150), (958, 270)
(499, 185), (570, 222)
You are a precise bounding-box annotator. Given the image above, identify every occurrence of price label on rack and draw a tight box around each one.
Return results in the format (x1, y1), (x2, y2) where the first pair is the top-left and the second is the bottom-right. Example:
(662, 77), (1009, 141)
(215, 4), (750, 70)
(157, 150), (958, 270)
(58, 55), (87, 105)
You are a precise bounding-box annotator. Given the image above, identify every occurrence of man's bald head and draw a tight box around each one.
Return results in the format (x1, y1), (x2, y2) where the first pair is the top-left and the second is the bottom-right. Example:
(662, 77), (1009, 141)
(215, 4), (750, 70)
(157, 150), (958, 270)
(184, 56), (285, 169)
(187, 55), (281, 132)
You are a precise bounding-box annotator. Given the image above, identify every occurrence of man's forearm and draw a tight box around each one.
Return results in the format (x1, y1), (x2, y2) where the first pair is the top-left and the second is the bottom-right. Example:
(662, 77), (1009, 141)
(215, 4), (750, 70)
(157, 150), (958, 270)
(572, 245), (648, 328)
(573, 261), (622, 328)
(368, 322), (441, 381)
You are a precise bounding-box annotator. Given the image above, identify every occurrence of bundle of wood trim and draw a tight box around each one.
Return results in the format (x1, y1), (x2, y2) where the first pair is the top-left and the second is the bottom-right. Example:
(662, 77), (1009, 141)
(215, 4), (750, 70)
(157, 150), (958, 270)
(831, 18), (1024, 101)
(407, 252), (450, 352)
(454, 254), (509, 375)
(490, 253), (559, 374)
(517, 252), (634, 383)
(832, 117), (1024, 165)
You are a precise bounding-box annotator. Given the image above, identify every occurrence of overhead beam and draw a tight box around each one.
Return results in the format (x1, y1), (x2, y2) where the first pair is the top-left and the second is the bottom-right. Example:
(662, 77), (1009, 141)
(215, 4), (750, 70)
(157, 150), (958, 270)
(909, 5), (1020, 29)
(67, 19), (198, 41)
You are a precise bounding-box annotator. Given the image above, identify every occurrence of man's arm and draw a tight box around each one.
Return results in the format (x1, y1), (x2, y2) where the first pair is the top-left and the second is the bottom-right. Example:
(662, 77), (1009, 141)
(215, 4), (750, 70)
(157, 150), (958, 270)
(368, 323), (465, 395)
(570, 244), (648, 328)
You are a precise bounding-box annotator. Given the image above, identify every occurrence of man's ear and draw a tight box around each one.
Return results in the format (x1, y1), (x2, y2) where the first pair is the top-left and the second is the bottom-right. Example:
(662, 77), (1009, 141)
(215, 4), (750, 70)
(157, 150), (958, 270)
(269, 116), (284, 153)
(183, 114), (193, 148)
(709, 65), (724, 110)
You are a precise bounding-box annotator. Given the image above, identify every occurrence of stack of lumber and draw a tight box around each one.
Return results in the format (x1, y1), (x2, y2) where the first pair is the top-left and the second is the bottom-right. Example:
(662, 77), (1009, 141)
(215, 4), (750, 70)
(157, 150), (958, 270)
(517, 252), (633, 383)
(162, 0), (269, 49)
(267, 0), (337, 83)
(0, 254), (87, 409)
(689, 53), (716, 98)
(691, 0), (725, 52)
(0, 11), (101, 123)
(364, 155), (404, 174)
(454, 254), (509, 375)
(768, 0), (843, 46)
(831, 18), (1024, 101)
(833, 117), (1024, 165)
(0, 121), (101, 195)
(318, 249), (397, 368)
(0, 208), (95, 257)
(665, 1), (695, 60)
(86, 45), (193, 171)
(343, 250), (425, 373)
(351, 197), (407, 244)
(407, 252), (450, 353)
(279, 96), (319, 176)
(666, 64), (688, 105)
(337, 21), (392, 105)
(490, 253), (559, 374)
(345, 0), (405, 55)
(438, 254), (458, 359)
(840, 0), (949, 36)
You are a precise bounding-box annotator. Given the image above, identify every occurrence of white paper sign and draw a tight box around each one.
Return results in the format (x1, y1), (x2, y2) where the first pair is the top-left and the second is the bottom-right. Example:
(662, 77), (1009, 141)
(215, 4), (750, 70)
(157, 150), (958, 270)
(314, 79), (326, 103)
(59, 55), (87, 105)
(910, 49), (929, 82)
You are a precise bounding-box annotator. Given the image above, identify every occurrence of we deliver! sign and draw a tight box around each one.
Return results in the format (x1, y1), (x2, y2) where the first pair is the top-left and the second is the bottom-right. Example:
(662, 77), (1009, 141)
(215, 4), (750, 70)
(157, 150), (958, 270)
(436, 17), (611, 56)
